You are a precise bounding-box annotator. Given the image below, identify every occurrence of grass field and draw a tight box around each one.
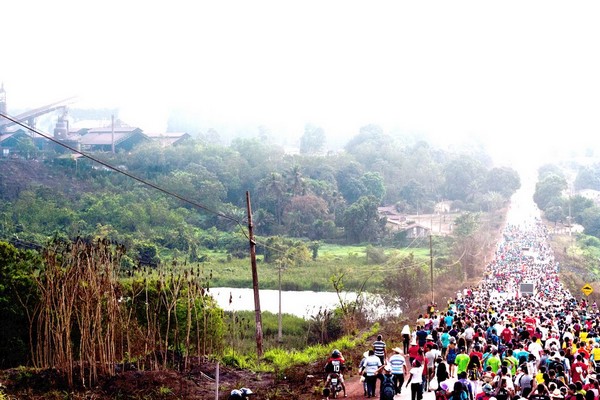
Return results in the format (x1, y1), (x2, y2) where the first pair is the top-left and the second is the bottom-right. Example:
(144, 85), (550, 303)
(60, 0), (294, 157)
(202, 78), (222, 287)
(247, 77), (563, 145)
(207, 244), (431, 292)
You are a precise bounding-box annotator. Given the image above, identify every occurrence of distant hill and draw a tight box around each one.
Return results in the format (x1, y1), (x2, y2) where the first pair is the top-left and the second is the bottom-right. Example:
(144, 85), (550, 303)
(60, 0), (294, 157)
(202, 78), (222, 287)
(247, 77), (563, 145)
(0, 158), (90, 201)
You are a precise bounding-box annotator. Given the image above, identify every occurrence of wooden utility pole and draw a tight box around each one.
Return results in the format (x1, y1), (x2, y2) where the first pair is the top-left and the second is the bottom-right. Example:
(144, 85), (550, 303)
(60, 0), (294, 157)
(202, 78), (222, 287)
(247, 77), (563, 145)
(430, 234), (434, 304)
(246, 191), (263, 357)
(278, 261), (283, 343)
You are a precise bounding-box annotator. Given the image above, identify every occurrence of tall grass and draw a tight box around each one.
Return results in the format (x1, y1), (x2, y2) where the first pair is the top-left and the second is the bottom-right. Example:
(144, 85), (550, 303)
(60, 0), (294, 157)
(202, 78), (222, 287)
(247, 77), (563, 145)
(220, 323), (380, 375)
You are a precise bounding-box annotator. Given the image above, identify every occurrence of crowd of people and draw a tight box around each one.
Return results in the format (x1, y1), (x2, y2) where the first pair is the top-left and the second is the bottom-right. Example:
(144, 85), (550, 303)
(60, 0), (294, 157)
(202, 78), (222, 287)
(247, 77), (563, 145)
(330, 217), (600, 400)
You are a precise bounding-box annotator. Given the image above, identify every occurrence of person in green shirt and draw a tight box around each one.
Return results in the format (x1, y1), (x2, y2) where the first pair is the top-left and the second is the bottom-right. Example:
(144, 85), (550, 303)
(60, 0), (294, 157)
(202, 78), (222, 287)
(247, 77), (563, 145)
(504, 349), (518, 376)
(455, 347), (471, 375)
(487, 350), (502, 374)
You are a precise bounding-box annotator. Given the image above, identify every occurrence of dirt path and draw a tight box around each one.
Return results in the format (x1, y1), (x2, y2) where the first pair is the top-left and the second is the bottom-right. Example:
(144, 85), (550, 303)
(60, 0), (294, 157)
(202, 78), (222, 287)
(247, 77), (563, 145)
(334, 367), (470, 400)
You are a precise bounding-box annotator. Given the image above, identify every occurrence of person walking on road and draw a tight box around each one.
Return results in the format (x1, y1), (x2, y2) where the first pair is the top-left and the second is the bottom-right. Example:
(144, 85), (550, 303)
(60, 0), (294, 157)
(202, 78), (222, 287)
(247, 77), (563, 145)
(403, 325), (412, 354)
(389, 347), (408, 394)
(446, 338), (458, 378)
(373, 335), (387, 365)
(362, 350), (382, 398)
(455, 347), (470, 376)
(406, 359), (424, 400)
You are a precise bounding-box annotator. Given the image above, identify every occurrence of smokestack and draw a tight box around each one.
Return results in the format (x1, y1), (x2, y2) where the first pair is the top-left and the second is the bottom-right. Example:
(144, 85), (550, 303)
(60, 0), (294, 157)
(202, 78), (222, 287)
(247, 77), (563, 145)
(111, 114), (115, 154)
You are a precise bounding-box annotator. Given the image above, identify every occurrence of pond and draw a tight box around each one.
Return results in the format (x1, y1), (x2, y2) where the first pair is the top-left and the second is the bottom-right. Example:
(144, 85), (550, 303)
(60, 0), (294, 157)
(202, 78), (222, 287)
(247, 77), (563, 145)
(209, 287), (400, 319)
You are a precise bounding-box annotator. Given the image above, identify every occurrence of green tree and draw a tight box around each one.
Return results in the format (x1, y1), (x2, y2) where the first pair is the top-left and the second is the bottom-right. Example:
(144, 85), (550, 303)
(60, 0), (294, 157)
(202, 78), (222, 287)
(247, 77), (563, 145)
(299, 124), (326, 154)
(400, 179), (427, 210)
(342, 195), (385, 243)
(381, 253), (422, 312)
(453, 212), (482, 279)
(283, 194), (330, 238)
(360, 172), (386, 203)
(579, 206), (600, 238)
(0, 241), (40, 367)
(484, 167), (521, 199)
(256, 172), (288, 226)
(574, 165), (600, 191)
(569, 195), (595, 225)
(443, 157), (487, 202)
(533, 174), (567, 211)
(545, 205), (565, 226)
(538, 164), (565, 180)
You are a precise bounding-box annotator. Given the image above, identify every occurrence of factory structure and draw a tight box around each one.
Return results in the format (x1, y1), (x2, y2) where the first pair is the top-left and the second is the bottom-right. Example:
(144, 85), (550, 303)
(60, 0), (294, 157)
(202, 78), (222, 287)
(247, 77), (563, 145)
(0, 83), (191, 157)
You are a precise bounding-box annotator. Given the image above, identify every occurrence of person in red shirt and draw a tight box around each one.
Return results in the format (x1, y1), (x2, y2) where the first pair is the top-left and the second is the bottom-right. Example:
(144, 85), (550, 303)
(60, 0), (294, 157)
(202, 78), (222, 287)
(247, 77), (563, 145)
(571, 354), (588, 384)
(576, 342), (590, 360)
(408, 340), (421, 364)
(501, 325), (513, 344)
(470, 345), (483, 363)
(324, 349), (347, 397)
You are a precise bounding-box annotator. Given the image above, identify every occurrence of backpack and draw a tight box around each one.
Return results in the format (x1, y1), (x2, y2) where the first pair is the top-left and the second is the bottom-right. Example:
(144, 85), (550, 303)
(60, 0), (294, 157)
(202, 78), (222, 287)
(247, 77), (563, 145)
(381, 375), (395, 400)
(451, 390), (468, 400)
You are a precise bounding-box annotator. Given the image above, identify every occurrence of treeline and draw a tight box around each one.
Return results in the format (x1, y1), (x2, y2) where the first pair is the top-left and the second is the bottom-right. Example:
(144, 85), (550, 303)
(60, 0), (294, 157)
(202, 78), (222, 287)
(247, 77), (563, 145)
(0, 124), (520, 265)
(535, 162), (600, 237)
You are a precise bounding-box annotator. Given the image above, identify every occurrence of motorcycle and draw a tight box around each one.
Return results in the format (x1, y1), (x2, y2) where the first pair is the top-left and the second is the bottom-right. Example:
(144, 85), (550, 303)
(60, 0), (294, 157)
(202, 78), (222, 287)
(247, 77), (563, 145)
(325, 373), (343, 399)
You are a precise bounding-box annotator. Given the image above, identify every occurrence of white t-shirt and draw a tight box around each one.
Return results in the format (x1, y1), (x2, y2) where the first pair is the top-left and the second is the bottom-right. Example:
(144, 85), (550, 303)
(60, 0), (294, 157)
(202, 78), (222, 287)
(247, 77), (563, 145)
(409, 365), (424, 383)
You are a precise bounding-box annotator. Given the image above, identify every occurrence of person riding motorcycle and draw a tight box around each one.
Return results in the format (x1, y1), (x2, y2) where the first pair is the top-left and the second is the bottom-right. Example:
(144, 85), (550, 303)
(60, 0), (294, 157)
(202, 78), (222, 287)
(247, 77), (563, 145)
(324, 349), (347, 398)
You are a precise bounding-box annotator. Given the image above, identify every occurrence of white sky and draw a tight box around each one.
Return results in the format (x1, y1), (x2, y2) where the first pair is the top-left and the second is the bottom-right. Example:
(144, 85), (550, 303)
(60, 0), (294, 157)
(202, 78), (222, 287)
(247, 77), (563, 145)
(3, 1), (600, 167)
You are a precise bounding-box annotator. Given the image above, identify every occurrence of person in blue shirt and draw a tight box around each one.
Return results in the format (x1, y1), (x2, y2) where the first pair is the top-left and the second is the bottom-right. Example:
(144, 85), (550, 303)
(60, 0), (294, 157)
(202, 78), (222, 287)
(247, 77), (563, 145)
(445, 312), (454, 328)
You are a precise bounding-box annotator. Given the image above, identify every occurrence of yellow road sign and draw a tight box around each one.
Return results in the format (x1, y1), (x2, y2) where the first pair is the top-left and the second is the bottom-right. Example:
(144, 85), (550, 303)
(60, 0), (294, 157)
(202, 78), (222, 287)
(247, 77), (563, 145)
(582, 283), (594, 296)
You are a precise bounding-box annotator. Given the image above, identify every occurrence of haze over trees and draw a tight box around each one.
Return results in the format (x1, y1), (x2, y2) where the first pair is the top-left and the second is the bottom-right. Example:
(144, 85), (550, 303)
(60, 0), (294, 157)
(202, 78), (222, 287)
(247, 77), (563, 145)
(534, 160), (600, 239)
(0, 124), (522, 377)
(0, 125), (521, 253)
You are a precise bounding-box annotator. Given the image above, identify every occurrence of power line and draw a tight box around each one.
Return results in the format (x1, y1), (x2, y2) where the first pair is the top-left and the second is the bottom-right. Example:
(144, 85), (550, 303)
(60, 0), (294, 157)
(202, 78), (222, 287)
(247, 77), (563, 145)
(0, 112), (244, 226)
(0, 111), (318, 259)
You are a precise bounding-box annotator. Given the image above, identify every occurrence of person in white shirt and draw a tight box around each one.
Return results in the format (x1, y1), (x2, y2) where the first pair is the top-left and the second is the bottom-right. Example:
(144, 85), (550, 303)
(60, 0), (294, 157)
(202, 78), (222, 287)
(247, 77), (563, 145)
(464, 325), (475, 352)
(406, 359), (424, 400)
(389, 347), (408, 394)
(361, 350), (382, 398)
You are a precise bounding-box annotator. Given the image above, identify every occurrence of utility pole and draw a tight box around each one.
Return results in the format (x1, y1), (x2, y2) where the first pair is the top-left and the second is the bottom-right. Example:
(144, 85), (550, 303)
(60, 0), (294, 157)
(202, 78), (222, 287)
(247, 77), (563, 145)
(430, 234), (434, 304)
(246, 191), (263, 357)
(278, 260), (283, 343)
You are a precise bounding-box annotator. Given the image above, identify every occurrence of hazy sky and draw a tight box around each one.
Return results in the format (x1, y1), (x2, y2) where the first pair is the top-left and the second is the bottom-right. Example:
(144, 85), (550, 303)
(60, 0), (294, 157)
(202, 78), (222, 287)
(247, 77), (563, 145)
(3, 1), (600, 167)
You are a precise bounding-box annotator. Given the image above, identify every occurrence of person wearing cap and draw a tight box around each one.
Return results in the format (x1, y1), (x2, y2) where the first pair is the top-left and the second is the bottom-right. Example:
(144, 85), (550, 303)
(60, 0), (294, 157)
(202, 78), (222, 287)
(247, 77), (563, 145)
(475, 383), (494, 400)
(377, 364), (396, 400)
(389, 347), (408, 394)
(324, 349), (347, 398)
(425, 335), (436, 349)
(435, 381), (450, 400)
(408, 340), (421, 365)
(358, 351), (370, 396)
(425, 344), (441, 384)
(550, 388), (564, 400)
